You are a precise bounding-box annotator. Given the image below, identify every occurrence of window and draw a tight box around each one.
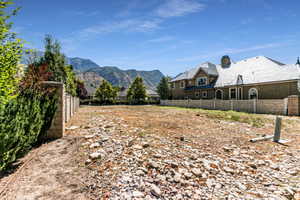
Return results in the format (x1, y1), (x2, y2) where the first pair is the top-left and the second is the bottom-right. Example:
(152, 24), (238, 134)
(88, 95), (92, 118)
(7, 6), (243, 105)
(249, 88), (258, 99)
(196, 77), (207, 86)
(229, 88), (237, 99)
(215, 90), (223, 99)
(189, 80), (192, 85)
(195, 92), (200, 98)
(202, 91), (208, 98)
(180, 81), (185, 88)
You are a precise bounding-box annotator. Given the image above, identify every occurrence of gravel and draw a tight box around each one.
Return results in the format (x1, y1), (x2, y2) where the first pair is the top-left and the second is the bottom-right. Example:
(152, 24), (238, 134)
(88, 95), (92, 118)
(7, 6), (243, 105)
(80, 113), (300, 200)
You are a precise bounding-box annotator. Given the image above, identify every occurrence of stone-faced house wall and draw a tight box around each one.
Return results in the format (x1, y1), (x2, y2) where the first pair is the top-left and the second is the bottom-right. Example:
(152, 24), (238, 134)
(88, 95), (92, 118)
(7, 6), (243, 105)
(216, 81), (299, 100)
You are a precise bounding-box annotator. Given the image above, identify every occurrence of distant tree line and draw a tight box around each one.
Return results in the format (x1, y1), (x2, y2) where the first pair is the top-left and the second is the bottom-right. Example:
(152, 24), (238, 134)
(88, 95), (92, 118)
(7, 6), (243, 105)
(94, 76), (148, 105)
(92, 75), (172, 105)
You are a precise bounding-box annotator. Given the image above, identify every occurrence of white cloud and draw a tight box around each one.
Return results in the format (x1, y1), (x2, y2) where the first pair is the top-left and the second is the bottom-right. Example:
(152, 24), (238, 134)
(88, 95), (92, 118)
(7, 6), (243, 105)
(80, 19), (162, 36)
(155, 0), (205, 18)
(145, 36), (175, 43)
(176, 42), (290, 62)
(65, 10), (100, 17)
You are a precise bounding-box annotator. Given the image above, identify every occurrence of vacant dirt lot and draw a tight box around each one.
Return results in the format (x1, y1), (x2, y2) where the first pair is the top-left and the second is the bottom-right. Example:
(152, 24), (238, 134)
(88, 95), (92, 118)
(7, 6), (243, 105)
(1, 105), (300, 200)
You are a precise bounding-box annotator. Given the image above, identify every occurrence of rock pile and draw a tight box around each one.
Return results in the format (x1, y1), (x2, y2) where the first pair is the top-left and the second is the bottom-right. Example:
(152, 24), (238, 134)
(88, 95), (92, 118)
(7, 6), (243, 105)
(81, 116), (300, 200)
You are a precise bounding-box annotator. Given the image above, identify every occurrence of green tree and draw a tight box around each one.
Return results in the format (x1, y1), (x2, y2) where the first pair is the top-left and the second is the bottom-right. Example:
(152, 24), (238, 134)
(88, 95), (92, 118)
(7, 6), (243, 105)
(32, 35), (78, 96)
(157, 76), (171, 100)
(0, 0), (23, 107)
(95, 80), (117, 104)
(127, 77), (147, 104)
(37, 35), (67, 82)
(64, 65), (77, 96)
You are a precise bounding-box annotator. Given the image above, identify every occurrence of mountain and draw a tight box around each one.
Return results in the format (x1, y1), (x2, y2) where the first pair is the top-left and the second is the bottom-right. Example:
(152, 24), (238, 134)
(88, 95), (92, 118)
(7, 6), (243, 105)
(21, 52), (164, 95)
(68, 57), (99, 72)
(77, 66), (164, 95)
(76, 71), (105, 95)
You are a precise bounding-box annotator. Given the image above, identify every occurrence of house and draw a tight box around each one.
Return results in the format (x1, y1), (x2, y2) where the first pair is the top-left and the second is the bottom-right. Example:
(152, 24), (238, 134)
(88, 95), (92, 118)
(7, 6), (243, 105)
(170, 56), (300, 100)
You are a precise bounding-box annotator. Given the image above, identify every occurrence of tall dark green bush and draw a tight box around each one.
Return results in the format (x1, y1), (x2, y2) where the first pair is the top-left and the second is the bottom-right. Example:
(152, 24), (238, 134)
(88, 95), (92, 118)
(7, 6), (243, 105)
(0, 90), (57, 171)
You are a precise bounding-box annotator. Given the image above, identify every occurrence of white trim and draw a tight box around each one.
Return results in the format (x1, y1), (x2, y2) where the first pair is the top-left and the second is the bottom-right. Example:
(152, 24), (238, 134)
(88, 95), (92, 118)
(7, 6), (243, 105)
(238, 87), (243, 100)
(248, 88), (258, 99)
(229, 87), (237, 100)
(215, 89), (223, 100)
(196, 76), (208, 86)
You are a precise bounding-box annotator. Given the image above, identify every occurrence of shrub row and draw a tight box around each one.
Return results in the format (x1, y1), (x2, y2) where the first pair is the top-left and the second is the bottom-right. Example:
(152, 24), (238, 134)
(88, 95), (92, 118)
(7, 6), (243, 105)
(0, 91), (58, 171)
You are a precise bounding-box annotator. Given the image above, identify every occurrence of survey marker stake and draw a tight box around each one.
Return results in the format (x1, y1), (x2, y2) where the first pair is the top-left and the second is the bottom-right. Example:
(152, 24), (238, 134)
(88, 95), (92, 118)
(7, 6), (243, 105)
(250, 116), (289, 144)
(273, 116), (289, 144)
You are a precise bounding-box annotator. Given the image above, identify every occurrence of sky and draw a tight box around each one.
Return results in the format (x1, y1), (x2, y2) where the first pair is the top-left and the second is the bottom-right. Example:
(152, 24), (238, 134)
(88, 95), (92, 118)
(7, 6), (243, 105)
(10, 0), (300, 76)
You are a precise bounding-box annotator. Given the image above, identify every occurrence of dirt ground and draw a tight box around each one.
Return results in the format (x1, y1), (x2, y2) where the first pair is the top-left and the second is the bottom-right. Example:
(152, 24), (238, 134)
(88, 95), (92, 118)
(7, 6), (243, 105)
(0, 105), (299, 200)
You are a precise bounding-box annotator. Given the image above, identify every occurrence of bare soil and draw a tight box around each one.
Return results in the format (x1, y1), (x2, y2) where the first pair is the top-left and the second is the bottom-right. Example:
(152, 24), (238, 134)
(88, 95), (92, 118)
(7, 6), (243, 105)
(0, 105), (299, 200)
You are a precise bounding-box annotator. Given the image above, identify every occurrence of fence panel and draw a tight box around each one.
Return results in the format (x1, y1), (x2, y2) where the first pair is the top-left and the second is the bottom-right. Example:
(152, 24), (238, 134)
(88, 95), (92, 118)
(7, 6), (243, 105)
(161, 99), (286, 115)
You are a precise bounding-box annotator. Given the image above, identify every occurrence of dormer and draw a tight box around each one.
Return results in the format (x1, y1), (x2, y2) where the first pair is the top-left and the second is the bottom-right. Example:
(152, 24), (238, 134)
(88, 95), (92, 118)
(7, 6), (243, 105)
(237, 74), (243, 85)
(196, 76), (208, 86)
(193, 62), (218, 86)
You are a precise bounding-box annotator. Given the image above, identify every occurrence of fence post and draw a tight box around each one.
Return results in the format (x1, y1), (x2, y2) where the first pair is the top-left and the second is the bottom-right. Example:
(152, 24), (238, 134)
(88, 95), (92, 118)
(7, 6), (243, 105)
(230, 100), (233, 110)
(253, 99), (257, 113)
(213, 99), (216, 110)
(283, 98), (288, 115)
(42, 81), (65, 139)
(287, 95), (300, 116)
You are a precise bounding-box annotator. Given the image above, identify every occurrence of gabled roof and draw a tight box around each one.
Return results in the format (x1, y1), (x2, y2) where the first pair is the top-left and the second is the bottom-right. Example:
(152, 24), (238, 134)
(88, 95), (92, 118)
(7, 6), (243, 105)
(170, 55), (300, 87)
(215, 56), (300, 87)
(171, 62), (217, 82)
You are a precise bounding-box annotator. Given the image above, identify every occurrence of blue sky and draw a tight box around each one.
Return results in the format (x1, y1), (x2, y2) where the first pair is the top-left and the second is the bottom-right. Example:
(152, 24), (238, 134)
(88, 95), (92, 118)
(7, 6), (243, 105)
(10, 0), (300, 76)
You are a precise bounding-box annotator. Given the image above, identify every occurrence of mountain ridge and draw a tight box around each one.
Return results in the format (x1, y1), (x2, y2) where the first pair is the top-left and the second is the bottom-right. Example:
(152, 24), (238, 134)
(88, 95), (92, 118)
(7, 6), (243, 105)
(22, 53), (164, 96)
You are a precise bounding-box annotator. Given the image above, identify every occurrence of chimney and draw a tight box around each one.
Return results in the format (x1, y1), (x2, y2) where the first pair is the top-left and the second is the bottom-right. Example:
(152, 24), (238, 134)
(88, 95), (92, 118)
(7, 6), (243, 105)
(296, 57), (300, 66)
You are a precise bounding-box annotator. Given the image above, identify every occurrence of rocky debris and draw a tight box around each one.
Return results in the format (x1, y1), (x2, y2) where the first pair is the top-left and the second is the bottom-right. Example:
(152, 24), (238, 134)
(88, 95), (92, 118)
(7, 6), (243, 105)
(150, 184), (161, 197)
(66, 125), (79, 130)
(89, 142), (100, 148)
(89, 149), (106, 160)
(80, 115), (300, 200)
(142, 142), (150, 148)
(85, 159), (92, 165)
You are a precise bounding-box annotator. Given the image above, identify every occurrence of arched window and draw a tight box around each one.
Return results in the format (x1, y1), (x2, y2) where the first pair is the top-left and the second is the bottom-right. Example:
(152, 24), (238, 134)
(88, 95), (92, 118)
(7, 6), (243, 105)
(215, 90), (223, 100)
(249, 88), (258, 99)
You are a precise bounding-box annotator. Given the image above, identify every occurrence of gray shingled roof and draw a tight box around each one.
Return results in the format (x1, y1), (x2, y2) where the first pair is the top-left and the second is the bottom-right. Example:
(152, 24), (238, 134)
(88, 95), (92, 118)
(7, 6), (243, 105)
(171, 62), (218, 82)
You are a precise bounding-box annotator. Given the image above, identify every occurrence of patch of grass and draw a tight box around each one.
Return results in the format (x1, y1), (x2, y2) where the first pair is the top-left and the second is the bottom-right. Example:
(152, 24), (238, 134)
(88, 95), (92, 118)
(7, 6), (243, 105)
(157, 106), (266, 127)
(138, 132), (147, 137)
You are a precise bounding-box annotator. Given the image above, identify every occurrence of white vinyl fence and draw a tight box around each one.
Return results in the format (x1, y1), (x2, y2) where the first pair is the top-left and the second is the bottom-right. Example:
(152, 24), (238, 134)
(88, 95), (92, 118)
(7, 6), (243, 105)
(160, 99), (287, 115)
(64, 93), (80, 122)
